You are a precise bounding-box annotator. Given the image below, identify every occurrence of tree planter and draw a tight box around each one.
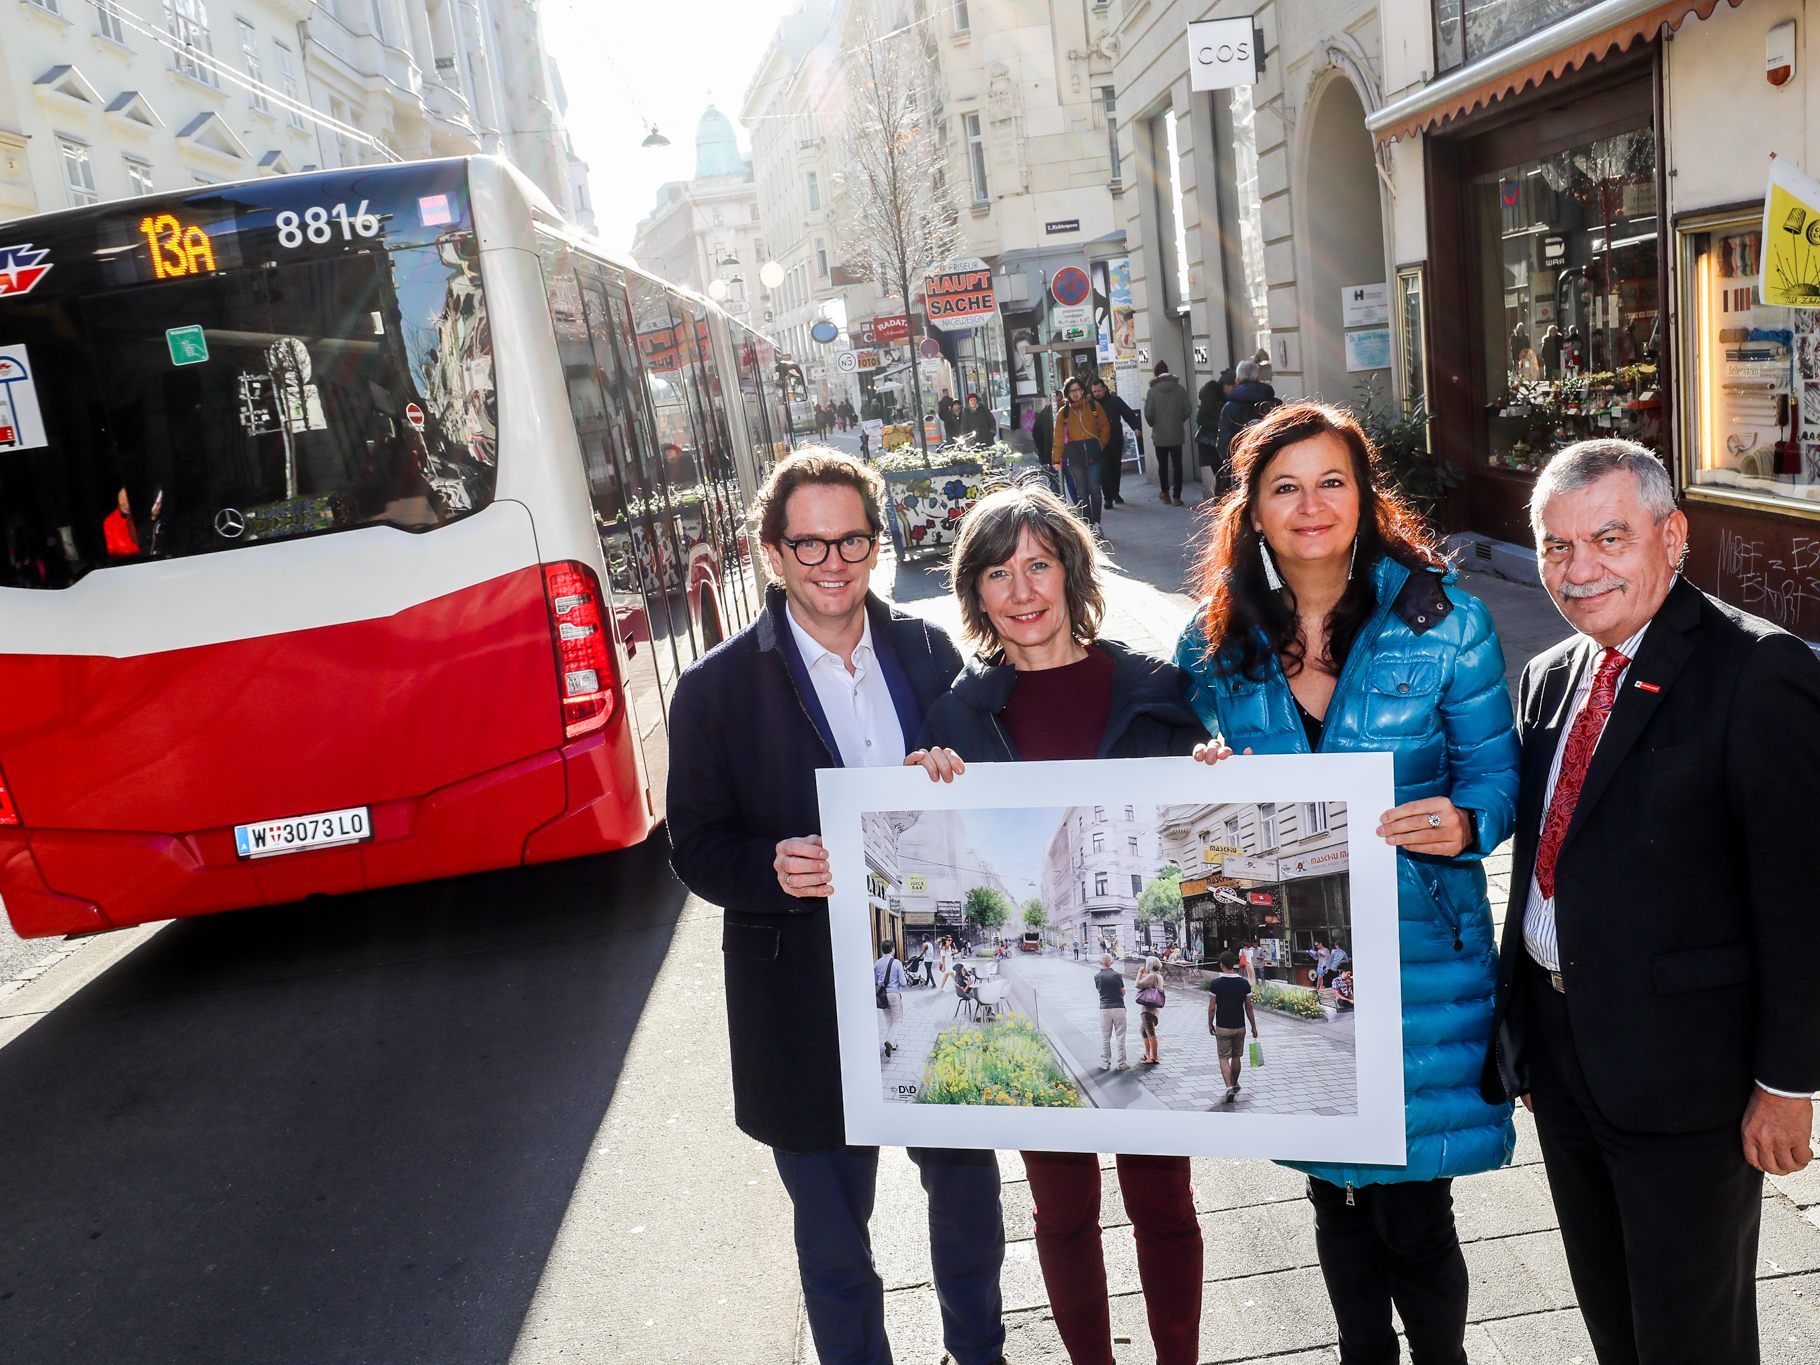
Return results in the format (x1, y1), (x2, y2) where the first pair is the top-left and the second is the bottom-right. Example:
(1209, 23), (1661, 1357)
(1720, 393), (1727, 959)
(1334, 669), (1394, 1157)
(876, 451), (1042, 560)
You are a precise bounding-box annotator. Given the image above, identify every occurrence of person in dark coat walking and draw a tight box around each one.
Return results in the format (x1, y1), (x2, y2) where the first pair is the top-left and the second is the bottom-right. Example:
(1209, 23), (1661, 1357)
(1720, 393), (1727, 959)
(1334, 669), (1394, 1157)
(1091, 377), (1141, 507)
(1031, 390), (1066, 501)
(939, 392), (964, 441)
(1213, 359), (1277, 495)
(1196, 369), (1235, 477)
(667, 449), (1007, 1365)
(906, 484), (1215, 1365)
(963, 393), (997, 445)
(1142, 361), (1193, 505)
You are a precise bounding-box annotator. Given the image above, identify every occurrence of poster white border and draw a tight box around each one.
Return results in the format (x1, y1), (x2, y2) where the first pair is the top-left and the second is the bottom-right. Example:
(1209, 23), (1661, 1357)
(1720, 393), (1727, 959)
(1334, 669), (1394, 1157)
(818, 753), (1406, 1163)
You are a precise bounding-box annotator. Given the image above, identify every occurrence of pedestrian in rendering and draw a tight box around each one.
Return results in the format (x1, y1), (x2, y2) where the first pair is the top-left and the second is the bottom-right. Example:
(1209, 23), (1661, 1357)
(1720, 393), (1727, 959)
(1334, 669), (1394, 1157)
(1482, 439), (1820, 1362)
(964, 393), (997, 445)
(906, 483), (1214, 1365)
(1206, 952), (1258, 1104)
(1090, 377), (1141, 507)
(1094, 953), (1129, 1070)
(876, 938), (907, 1057)
(1310, 940), (1331, 990)
(665, 449), (1007, 1365)
(1051, 377), (1111, 534)
(1324, 941), (1348, 988)
(1135, 954), (1167, 1065)
(1142, 361), (1192, 507)
(1178, 402), (1521, 1365)
(920, 936), (937, 988)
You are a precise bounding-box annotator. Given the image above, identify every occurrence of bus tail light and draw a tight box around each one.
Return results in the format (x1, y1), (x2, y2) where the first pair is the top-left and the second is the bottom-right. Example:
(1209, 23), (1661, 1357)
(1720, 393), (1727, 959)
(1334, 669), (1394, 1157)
(0, 766), (18, 826)
(542, 561), (616, 740)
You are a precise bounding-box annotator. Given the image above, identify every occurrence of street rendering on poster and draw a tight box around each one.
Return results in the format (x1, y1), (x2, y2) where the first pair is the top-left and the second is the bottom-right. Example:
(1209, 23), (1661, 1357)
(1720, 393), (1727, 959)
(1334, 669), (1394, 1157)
(818, 754), (1404, 1163)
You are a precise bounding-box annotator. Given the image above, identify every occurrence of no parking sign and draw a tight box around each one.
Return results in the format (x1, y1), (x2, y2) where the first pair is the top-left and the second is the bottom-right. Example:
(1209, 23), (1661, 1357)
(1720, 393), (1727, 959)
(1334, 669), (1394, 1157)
(1048, 263), (1094, 344)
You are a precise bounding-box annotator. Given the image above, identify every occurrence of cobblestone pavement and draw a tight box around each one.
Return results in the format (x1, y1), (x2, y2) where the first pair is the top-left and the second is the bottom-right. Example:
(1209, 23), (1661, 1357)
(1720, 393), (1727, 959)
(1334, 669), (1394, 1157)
(800, 489), (1820, 1364)
(997, 954), (1357, 1117)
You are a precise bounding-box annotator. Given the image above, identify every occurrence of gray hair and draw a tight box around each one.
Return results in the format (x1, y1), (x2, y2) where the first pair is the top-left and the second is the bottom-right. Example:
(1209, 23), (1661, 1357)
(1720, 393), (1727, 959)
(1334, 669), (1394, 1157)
(1100, 953), (1114, 967)
(1530, 439), (1676, 540)
(1145, 955), (1162, 971)
(1235, 359), (1261, 382)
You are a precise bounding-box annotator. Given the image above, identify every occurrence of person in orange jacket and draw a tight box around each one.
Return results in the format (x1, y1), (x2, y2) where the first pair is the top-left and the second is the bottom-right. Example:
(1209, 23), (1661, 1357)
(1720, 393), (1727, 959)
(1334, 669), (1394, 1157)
(1049, 375), (1111, 533)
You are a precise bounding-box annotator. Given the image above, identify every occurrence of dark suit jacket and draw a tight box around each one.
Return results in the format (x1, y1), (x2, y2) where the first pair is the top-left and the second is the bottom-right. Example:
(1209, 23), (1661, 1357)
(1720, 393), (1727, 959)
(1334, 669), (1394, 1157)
(667, 588), (962, 1151)
(1481, 578), (1820, 1132)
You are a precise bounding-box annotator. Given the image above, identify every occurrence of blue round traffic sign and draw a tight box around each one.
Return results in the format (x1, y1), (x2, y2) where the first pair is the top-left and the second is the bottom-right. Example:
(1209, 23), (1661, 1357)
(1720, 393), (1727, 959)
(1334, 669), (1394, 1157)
(1051, 266), (1091, 307)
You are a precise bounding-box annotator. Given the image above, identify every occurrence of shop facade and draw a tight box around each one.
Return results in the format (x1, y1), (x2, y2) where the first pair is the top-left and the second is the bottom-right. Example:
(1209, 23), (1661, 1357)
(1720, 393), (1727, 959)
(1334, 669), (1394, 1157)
(1372, 0), (1820, 645)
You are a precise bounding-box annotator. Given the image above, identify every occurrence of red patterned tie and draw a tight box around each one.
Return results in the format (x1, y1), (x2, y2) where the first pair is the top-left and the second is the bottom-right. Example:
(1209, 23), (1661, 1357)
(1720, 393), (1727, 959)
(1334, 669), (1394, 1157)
(1534, 646), (1629, 899)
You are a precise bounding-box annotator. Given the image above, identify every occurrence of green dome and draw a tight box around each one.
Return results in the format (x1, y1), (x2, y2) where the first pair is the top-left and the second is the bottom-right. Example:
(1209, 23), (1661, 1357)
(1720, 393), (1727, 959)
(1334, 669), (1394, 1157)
(695, 103), (744, 180)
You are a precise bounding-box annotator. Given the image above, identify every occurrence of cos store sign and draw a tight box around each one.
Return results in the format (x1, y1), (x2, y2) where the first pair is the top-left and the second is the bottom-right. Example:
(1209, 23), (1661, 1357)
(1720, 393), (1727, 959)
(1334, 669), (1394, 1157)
(1186, 17), (1262, 92)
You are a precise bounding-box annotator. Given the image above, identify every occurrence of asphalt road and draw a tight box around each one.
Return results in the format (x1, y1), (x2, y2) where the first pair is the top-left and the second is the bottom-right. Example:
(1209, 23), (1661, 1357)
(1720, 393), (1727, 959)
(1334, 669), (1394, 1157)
(0, 841), (801, 1365)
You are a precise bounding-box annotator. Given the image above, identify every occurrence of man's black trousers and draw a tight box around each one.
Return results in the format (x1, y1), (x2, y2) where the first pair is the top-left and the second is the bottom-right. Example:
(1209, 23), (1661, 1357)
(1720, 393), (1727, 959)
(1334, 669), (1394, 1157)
(1524, 962), (1762, 1363)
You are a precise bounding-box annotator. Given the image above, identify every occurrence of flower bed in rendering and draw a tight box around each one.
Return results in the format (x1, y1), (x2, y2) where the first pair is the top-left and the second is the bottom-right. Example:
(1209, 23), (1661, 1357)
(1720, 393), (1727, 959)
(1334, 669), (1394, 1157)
(916, 1015), (1084, 1107)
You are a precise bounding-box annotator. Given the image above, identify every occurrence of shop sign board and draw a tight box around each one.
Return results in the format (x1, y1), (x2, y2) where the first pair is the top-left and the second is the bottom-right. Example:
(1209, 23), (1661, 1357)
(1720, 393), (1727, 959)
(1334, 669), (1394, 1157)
(1345, 327), (1392, 372)
(834, 350), (859, 374)
(1340, 282), (1389, 328)
(1045, 219), (1081, 235)
(1280, 844), (1350, 879)
(855, 350), (882, 370)
(1223, 853), (1278, 882)
(830, 262), (870, 286)
(1200, 842), (1244, 864)
(925, 258), (997, 331)
(1187, 17), (1261, 92)
(872, 314), (912, 345)
(1247, 891), (1276, 905)
(906, 873), (929, 894)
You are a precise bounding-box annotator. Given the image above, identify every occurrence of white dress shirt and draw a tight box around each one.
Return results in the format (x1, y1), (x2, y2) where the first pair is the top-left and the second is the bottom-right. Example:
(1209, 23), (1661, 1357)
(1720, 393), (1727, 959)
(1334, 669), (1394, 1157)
(1522, 619), (1807, 1098)
(784, 608), (906, 769)
(1523, 622), (1650, 974)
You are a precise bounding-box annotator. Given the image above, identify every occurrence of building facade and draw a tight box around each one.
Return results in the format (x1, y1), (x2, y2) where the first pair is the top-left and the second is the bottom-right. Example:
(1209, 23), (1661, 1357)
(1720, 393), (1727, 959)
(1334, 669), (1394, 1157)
(1156, 799), (1349, 977)
(891, 808), (1015, 947)
(0, 0), (590, 224)
(629, 105), (764, 303)
(1038, 801), (1158, 956)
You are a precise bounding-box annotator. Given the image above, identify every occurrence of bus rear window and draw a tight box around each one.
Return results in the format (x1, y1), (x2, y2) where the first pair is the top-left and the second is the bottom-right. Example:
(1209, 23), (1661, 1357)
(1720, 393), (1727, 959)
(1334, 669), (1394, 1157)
(1, 238), (495, 589)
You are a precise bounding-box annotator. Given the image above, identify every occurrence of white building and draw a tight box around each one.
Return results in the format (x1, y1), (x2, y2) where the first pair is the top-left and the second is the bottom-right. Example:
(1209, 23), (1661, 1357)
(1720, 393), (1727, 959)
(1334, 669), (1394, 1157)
(892, 808), (1014, 946)
(629, 105), (764, 304)
(0, 0), (591, 224)
(1038, 801), (1158, 956)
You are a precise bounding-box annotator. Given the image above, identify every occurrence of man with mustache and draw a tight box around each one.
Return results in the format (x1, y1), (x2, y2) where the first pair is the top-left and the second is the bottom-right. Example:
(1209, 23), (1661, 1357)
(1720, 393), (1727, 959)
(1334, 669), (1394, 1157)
(1482, 439), (1820, 1363)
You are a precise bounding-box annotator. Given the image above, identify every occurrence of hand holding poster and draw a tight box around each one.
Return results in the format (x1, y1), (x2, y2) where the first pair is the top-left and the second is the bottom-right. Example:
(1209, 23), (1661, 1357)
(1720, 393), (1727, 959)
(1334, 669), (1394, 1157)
(818, 753), (1405, 1163)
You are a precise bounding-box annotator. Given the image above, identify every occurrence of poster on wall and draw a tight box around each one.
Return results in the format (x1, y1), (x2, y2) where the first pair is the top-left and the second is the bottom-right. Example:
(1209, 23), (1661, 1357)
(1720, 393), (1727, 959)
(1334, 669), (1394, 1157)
(1345, 328), (1392, 372)
(1105, 256), (1143, 413)
(1761, 158), (1820, 308)
(818, 753), (1405, 1161)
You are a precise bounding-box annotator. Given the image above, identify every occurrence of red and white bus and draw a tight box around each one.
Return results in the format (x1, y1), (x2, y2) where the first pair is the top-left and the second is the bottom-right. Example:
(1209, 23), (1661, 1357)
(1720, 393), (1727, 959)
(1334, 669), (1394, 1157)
(0, 157), (789, 937)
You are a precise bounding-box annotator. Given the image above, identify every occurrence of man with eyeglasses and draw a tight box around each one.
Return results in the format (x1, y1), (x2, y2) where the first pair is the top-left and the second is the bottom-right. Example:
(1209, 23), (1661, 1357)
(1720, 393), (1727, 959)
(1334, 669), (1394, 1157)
(667, 449), (1008, 1365)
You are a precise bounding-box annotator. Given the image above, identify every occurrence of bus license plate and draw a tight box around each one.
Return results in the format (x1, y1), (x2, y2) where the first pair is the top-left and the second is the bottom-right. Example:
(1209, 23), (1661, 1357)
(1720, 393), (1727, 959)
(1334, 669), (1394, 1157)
(234, 806), (371, 859)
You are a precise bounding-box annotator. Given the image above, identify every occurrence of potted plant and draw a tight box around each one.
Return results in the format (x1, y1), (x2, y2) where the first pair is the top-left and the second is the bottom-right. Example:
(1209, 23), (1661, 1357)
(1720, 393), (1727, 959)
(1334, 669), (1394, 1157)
(871, 440), (1038, 559)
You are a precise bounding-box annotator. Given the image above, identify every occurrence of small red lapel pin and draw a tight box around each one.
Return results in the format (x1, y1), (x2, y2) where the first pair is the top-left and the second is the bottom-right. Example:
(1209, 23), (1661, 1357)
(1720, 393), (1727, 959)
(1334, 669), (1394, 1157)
(1634, 680), (1661, 693)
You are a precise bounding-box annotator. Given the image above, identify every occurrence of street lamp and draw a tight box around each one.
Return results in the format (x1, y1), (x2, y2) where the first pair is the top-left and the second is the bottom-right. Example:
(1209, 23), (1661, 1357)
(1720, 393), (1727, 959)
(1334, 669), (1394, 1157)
(641, 123), (670, 149)
(759, 260), (786, 290)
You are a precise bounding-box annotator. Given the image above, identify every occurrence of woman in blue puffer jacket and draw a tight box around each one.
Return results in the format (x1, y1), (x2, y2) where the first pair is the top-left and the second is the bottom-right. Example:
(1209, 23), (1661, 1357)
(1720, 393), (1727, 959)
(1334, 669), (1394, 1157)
(1175, 402), (1519, 1365)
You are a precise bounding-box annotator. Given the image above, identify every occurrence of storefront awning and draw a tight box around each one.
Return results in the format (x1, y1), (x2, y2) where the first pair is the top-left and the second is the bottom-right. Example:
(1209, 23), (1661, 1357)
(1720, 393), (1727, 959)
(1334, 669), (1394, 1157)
(1368, 0), (1747, 144)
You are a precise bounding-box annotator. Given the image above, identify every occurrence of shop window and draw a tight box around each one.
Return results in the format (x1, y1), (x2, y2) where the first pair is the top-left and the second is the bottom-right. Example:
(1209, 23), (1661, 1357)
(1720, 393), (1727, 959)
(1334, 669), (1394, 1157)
(1679, 211), (1820, 508)
(1476, 127), (1662, 475)
(1434, 0), (1597, 75)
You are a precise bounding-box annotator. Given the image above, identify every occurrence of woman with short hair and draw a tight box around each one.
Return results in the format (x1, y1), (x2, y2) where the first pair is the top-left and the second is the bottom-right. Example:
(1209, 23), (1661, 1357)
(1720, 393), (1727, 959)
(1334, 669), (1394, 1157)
(1135, 955), (1167, 1066)
(1176, 400), (1520, 1365)
(906, 483), (1212, 1365)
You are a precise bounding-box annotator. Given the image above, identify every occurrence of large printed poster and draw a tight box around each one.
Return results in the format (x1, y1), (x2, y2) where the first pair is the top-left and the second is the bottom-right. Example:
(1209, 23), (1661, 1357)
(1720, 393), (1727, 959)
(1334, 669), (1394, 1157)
(818, 754), (1405, 1163)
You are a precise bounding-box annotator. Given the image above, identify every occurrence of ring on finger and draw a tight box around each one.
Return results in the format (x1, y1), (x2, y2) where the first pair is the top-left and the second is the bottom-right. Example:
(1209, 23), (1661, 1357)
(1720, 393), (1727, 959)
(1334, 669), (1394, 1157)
(1426, 813), (1442, 828)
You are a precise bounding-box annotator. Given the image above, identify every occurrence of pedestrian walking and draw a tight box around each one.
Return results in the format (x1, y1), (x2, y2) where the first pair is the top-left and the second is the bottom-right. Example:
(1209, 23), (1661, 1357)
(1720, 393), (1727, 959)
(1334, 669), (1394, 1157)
(1177, 401), (1521, 1365)
(939, 392), (963, 441)
(1136, 955), (1167, 1065)
(906, 483), (1213, 1365)
(1482, 439), (1820, 1363)
(1090, 378), (1141, 508)
(1206, 951), (1258, 1103)
(1212, 360), (1278, 493)
(1324, 940), (1348, 987)
(1031, 391), (1067, 499)
(920, 936), (937, 988)
(1094, 953), (1129, 1070)
(876, 938), (907, 1056)
(963, 393), (997, 446)
(1196, 368), (1235, 486)
(1238, 938), (1258, 987)
(1050, 377), (1110, 534)
(1310, 939), (1331, 990)
(1142, 361), (1192, 506)
(665, 448), (1007, 1365)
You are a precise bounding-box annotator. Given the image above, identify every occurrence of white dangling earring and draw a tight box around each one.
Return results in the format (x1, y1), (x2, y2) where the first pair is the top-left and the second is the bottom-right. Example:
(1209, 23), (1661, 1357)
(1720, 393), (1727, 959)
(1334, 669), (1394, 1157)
(1258, 536), (1285, 591)
(1347, 536), (1359, 582)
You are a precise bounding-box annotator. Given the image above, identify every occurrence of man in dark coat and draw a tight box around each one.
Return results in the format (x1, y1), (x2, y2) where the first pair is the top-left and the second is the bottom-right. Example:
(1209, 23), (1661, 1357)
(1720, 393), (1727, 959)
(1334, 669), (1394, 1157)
(668, 450), (1006, 1365)
(1091, 378), (1141, 508)
(1031, 390), (1066, 500)
(962, 393), (996, 445)
(1213, 360), (1277, 495)
(1482, 439), (1820, 1364)
(1196, 369), (1234, 473)
(938, 391), (963, 441)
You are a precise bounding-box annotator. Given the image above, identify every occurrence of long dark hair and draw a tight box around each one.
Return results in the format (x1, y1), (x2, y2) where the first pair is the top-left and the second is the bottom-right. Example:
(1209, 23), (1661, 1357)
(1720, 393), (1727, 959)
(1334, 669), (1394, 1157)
(1188, 402), (1443, 681)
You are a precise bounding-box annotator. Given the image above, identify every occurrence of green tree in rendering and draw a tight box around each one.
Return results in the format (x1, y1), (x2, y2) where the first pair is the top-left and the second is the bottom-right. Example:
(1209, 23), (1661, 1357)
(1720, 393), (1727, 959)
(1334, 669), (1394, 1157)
(964, 886), (1012, 932)
(1022, 899), (1048, 930)
(1136, 866), (1185, 938)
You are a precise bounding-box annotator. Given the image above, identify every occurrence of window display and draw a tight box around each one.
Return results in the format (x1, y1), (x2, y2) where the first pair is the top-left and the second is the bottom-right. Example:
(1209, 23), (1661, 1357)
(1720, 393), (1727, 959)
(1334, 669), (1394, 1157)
(1680, 212), (1820, 505)
(1474, 127), (1662, 474)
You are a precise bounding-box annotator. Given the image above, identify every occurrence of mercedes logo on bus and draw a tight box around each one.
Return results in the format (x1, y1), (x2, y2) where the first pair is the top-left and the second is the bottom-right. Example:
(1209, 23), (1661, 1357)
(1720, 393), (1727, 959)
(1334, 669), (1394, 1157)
(214, 507), (247, 540)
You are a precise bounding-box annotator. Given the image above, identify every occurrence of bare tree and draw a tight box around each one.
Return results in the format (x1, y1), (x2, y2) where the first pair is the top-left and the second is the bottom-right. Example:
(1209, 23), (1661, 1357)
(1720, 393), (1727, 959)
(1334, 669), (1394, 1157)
(834, 5), (962, 460)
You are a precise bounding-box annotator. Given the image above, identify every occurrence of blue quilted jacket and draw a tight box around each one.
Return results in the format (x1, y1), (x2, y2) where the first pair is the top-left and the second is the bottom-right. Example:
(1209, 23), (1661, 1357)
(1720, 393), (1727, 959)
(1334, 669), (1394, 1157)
(1175, 556), (1520, 1190)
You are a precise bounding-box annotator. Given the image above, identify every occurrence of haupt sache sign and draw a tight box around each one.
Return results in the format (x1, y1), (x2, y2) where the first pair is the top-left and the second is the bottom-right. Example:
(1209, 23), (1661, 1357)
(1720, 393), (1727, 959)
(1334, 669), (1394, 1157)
(924, 258), (997, 331)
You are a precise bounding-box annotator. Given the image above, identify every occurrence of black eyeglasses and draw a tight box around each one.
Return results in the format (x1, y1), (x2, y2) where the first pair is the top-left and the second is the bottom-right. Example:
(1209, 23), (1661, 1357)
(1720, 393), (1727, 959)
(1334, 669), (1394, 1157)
(780, 532), (878, 565)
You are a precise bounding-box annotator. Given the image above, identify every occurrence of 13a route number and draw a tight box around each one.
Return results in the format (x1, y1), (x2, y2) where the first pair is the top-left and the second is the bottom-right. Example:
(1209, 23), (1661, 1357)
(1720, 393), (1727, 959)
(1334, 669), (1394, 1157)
(275, 201), (381, 249)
